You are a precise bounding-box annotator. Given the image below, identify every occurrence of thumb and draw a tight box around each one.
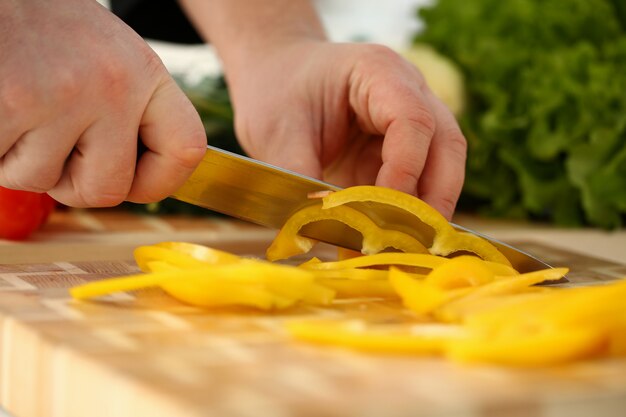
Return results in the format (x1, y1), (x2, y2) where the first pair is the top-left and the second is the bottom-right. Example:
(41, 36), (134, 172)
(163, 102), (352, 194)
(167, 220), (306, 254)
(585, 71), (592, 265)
(127, 77), (207, 203)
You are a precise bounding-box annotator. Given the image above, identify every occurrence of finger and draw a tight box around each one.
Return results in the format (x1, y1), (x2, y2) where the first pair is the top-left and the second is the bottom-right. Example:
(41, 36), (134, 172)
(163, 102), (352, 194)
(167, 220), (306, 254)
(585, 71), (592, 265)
(127, 77), (207, 203)
(417, 91), (467, 220)
(0, 124), (79, 192)
(48, 117), (138, 207)
(374, 92), (436, 196)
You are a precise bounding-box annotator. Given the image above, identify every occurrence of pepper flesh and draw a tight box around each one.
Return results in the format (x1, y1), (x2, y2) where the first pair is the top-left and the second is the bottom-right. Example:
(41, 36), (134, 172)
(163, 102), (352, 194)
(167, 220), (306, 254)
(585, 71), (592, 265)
(286, 320), (461, 355)
(266, 203), (428, 261)
(321, 186), (511, 265)
(67, 184), (626, 367)
(71, 244), (335, 310)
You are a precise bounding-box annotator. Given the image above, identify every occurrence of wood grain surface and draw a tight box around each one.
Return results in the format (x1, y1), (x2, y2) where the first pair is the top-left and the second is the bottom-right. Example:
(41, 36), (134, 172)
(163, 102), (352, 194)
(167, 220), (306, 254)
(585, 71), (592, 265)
(1, 209), (625, 417)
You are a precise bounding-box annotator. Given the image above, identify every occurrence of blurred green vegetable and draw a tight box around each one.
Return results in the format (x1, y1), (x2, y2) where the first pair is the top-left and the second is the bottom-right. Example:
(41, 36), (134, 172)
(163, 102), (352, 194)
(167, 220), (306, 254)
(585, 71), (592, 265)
(416, 0), (626, 228)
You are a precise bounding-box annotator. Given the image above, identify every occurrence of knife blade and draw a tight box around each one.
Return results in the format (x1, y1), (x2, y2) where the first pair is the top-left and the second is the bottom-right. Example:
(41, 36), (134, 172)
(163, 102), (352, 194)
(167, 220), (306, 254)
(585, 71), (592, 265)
(171, 146), (555, 274)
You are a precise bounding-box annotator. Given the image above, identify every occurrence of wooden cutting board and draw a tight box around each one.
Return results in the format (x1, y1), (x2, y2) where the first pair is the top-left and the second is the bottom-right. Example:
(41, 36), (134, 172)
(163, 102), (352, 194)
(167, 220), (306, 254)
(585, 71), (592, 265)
(1, 211), (626, 417)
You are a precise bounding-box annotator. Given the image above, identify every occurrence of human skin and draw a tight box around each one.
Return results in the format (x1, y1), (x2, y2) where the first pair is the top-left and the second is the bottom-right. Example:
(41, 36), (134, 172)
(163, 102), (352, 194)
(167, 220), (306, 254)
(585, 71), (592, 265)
(179, 0), (467, 220)
(0, 0), (466, 220)
(0, 0), (207, 207)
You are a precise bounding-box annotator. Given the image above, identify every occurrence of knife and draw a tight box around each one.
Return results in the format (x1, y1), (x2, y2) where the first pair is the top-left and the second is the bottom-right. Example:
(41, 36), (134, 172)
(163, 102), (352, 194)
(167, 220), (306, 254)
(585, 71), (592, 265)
(171, 146), (555, 274)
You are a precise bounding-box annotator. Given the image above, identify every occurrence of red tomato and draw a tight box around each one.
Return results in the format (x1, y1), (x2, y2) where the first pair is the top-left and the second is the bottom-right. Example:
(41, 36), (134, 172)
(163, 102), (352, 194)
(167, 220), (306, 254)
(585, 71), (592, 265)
(0, 187), (57, 240)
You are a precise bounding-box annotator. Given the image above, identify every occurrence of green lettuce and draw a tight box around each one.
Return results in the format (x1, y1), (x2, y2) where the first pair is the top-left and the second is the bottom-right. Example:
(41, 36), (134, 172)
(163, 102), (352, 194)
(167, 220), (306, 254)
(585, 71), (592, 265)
(416, 0), (626, 228)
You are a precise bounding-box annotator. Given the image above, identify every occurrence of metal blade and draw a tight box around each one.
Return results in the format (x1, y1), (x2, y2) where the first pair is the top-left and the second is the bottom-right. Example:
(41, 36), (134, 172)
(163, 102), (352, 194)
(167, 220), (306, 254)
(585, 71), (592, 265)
(172, 146), (557, 275)
(171, 146), (340, 229)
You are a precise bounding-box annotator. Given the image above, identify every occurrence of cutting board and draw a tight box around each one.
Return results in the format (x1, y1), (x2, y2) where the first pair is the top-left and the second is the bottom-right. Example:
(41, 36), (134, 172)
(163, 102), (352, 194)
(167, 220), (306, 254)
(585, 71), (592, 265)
(1, 212), (626, 417)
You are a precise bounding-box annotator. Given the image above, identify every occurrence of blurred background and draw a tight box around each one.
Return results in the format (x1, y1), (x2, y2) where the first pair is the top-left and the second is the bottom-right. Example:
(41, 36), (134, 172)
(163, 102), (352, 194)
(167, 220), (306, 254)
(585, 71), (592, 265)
(98, 0), (626, 230)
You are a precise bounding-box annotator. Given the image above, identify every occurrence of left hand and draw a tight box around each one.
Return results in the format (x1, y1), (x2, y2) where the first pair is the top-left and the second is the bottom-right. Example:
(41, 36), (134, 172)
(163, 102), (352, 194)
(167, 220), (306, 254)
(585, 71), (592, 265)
(178, 0), (466, 220)
(226, 40), (467, 220)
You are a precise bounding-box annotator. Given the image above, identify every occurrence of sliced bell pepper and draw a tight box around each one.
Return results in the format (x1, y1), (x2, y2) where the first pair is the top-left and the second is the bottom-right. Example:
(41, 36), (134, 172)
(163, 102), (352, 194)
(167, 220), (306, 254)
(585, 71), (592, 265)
(322, 185), (453, 247)
(301, 252), (448, 271)
(389, 267), (472, 315)
(446, 327), (606, 366)
(266, 203), (428, 261)
(152, 241), (242, 264)
(134, 246), (213, 272)
(286, 319), (462, 355)
(435, 268), (568, 323)
(424, 256), (495, 289)
(71, 245), (335, 310)
(315, 278), (397, 299)
(321, 186), (511, 265)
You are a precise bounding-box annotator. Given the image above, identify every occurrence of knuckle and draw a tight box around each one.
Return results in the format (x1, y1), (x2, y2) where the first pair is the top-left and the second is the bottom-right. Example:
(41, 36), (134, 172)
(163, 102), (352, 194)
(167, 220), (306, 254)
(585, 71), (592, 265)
(44, 65), (84, 107)
(362, 44), (399, 64)
(95, 58), (133, 98)
(76, 186), (127, 208)
(141, 48), (167, 76)
(437, 195), (459, 218)
(408, 109), (437, 138)
(73, 172), (132, 208)
(170, 137), (207, 170)
(444, 128), (468, 161)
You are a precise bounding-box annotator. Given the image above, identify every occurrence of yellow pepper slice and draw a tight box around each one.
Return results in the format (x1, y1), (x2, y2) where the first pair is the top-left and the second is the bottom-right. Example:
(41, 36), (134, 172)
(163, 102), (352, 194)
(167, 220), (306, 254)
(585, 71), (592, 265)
(266, 203), (428, 261)
(424, 256), (495, 289)
(301, 252), (448, 271)
(609, 323), (626, 356)
(462, 274), (620, 331)
(321, 186), (511, 265)
(70, 273), (173, 300)
(159, 277), (297, 310)
(152, 241), (242, 264)
(446, 327), (606, 366)
(389, 267), (474, 315)
(316, 278), (397, 299)
(435, 268), (568, 322)
(134, 246), (214, 272)
(433, 232), (511, 265)
(442, 278), (626, 364)
(286, 320), (462, 355)
(71, 252), (335, 309)
(322, 185), (454, 246)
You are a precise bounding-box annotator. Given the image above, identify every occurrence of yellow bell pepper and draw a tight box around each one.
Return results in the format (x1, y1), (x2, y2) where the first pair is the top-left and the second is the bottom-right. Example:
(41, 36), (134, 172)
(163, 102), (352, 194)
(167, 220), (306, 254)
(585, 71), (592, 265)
(66, 183), (626, 368)
(301, 252), (448, 271)
(152, 241), (242, 264)
(71, 244), (335, 310)
(266, 203), (428, 261)
(446, 327), (606, 366)
(462, 275), (621, 331)
(441, 278), (626, 365)
(424, 256), (495, 289)
(322, 185), (453, 245)
(434, 268), (568, 323)
(315, 278), (397, 299)
(321, 186), (510, 265)
(134, 246), (213, 272)
(389, 267), (472, 315)
(133, 241), (243, 273)
(286, 319), (462, 355)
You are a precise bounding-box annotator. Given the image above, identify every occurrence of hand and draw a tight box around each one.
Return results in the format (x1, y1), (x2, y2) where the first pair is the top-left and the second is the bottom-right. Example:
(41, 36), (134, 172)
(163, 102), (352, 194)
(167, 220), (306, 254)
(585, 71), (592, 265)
(0, 0), (206, 207)
(228, 41), (467, 220)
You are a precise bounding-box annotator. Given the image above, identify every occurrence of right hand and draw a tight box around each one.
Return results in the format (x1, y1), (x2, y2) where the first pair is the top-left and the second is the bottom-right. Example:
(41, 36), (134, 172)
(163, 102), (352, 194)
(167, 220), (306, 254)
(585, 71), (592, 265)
(0, 0), (207, 207)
